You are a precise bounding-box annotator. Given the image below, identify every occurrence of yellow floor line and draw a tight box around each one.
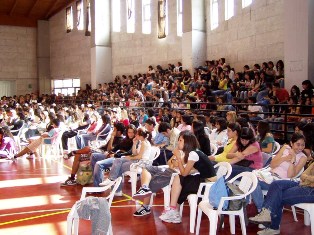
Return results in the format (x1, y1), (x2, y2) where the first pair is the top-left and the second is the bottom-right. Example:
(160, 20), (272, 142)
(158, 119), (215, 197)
(0, 210), (70, 226)
(0, 197), (133, 226)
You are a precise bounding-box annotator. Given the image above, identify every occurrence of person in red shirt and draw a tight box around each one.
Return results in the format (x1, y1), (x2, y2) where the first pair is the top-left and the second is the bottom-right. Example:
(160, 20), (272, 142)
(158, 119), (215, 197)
(272, 82), (289, 103)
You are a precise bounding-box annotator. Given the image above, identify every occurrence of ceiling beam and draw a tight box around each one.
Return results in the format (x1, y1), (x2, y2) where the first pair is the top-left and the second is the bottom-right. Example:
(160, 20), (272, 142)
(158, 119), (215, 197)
(0, 14), (37, 27)
(44, 0), (60, 19)
(27, 0), (40, 17)
(47, 0), (77, 19)
(9, 0), (19, 16)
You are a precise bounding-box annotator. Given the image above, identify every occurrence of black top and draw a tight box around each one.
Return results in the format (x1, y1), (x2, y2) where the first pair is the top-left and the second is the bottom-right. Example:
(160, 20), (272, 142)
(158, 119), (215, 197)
(193, 150), (216, 179)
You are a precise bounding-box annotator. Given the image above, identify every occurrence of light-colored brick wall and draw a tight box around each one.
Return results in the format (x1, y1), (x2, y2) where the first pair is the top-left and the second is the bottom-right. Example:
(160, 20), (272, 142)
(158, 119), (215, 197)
(0, 25), (37, 95)
(112, 0), (182, 76)
(206, 0), (284, 71)
(49, 9), (91, 87)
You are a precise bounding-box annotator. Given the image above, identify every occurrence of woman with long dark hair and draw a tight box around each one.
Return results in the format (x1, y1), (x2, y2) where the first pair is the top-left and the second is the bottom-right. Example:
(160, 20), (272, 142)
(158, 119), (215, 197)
(227, 127), (263, 177)
(192, 120), (211, 156)
(257, 120), (275, 165)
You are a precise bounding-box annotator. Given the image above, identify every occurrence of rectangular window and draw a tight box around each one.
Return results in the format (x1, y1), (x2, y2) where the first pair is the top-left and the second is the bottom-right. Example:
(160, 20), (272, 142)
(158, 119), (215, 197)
(53, 78), (80, 96)
(112, 0), (121, 32)
(158, 0), (167, 39)
(210, 0), (218, 30)
(66, 6), (73, 33)
(177, 0), (183, 36)
(85, 0), (91, 36)
(242, 0), (252, 8)
(142, 0), (151, 34)
(225, 0), (234, 20)
(127, 0), (135, 33)
(76, 0), (84, 30)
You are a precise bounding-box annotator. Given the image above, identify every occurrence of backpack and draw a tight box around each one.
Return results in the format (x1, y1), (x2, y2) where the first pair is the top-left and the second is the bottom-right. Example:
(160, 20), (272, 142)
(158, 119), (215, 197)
(209, 178), (248, 229)
(208, 178), (247, 211)
(208, 176), (229, 210)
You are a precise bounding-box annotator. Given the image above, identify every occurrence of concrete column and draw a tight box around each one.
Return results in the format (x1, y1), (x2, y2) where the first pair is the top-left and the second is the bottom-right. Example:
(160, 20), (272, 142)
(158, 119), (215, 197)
(284, 0), (314, 90)
(182, 0), (206, 72)
(90, 0), (112, 88)
(37, 20), (51, 94)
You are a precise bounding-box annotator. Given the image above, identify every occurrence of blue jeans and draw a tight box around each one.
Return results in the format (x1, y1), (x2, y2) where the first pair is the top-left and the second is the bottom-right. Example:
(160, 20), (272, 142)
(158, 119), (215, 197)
(75, 133), (96, 149)
(93, 156), (114, 187)
(91, 152), (107, 170)
(109, 158), (134, 192)
(263, 180), (314, 230)
(230, 165), (253, 178)
(251, 180), (270, 211)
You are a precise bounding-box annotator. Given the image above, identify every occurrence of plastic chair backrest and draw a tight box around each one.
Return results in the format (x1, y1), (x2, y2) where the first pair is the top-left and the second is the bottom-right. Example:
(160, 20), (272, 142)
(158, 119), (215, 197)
(214, 162), (232, 180)
(149, 146), (161, 161)
(272, 141), (280, 155)
(229, 172), (258, 196)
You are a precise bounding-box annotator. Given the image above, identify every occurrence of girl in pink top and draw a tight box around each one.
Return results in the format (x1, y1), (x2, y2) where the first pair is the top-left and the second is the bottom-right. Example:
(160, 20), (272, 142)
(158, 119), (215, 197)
(251, 132), (307, 212)
(227, 127), (263, 178)
(271, 133), (307, 179)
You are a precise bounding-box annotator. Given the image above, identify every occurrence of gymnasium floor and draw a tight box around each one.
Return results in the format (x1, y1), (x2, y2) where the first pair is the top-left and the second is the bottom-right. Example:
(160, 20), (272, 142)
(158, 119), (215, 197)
(0, 155), (311, 235)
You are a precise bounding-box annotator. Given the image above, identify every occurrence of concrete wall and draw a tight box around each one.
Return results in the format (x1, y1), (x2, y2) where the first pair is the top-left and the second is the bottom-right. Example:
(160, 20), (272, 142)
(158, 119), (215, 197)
(0, 25), (37, 95)
(111, 0), (182, 76)
(49, 6), (91, 87)
(206, 0), (284, 71)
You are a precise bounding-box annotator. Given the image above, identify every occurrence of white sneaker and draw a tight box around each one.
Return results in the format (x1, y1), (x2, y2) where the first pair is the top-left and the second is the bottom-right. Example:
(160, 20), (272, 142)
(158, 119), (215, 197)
(249, 208), (271, 224)
(159, 209), (181, 223)
(99, 178), (113, 186)
(257, 228), (280, 235)
(258, 224), (266, 229)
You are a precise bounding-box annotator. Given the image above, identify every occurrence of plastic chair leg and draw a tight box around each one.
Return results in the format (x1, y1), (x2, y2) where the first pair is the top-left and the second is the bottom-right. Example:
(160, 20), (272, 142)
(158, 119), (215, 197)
(292, 206), (298, 222)
(195, 208), (203, 235)
(229, 214), (235, 234)
(188, 195), (198, 233)
(208, 214), (218, 235)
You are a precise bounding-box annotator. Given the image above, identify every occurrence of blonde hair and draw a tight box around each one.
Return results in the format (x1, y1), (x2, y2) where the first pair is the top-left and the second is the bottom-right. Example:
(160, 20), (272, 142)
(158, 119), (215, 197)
(226, 111), (237, 124)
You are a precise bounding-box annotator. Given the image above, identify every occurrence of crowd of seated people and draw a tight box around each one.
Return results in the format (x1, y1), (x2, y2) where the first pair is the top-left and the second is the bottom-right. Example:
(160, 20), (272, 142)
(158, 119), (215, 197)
(0, 59), (314, 234)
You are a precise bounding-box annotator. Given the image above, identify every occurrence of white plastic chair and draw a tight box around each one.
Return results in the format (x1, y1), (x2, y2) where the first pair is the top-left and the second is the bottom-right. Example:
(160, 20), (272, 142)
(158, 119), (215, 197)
(210, 143), (218, 156)
(148, 169), (178, 209)
(67, 177), (122, 235)
(123, 146), (160, 196)
(179, 162), (232, 233)
(291, 203), (314, 234)
(41, 130), (64, 158)
(11, 122), (27, 151)
(195, 172), (258, 235)
(272, 141), (280, 156)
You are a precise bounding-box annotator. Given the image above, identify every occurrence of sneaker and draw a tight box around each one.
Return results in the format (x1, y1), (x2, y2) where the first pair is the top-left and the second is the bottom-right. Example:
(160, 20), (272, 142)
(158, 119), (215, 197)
(133, 206), (151, 217)
(63, 153), (69, 160)
(61, 177), (77, 186)
(258, 224), (266, 229)
(249, 208), (271, 224)
(133, 187), (152, 200)
(114, 190), (123, 197)
(99, 178), (113, 186)
(159, 209), (182, 223)
(257, 228), (280, 235)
